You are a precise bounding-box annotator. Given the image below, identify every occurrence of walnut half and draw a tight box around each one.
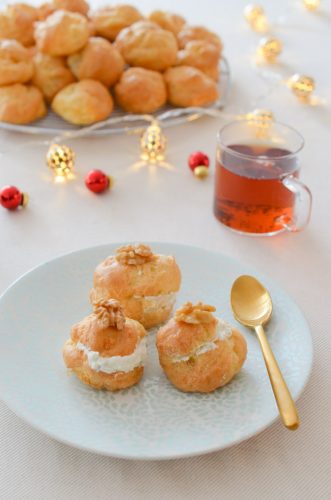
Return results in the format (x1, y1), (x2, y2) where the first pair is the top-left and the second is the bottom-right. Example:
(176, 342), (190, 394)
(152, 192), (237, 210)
(115, 244), (154, 266)
(175, 302), (216, 324)
(93, 299), (125, 330)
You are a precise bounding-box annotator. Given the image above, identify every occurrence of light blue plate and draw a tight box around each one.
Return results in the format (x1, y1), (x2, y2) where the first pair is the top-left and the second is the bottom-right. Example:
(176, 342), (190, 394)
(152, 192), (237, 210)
(0, 243), (312, 460)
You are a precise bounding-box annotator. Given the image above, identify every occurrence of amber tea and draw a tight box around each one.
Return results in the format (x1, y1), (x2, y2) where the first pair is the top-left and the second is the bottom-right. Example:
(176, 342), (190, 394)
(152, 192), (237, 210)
(214, 144), (299, 234)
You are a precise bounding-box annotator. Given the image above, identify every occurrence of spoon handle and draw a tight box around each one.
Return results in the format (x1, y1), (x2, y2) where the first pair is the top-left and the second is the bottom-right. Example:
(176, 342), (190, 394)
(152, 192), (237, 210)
(255, 325), (300, 430)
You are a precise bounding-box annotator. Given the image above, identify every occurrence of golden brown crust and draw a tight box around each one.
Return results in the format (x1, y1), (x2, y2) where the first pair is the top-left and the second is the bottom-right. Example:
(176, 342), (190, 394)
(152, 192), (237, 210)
(157, 329), (247, 393)
(51, 79), (113, 125)
(0, 39), (34, 86)
(176, 40), (220, 80)
(148, 10), (185, 35)
(0, 3), (38, 47)
(177, 25), (222, 53)
(114, 67), (167, 113)
(156, 306), (247, 393)
(0, 83), (46, 124)
(90, 246), (181, 329)
(35, 10), (89, 56)
(52, 0), (89, 16)
(67, 37), (124, 86)
(164, 66), (219, 107)
(32, 52), (75, 101)
(91, 4), (143, 41)
(37, 3), (56, 21)
(115, 21), (178, 71)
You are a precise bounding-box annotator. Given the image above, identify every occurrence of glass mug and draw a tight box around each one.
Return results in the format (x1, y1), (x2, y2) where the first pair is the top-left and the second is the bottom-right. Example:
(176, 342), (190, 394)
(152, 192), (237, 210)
(213, 120), (312, 235)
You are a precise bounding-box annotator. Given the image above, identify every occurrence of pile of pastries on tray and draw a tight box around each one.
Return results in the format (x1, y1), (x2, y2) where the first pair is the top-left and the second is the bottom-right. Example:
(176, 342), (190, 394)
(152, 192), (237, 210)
(63, 244), (247, 393)
(0, 2), (223, 126)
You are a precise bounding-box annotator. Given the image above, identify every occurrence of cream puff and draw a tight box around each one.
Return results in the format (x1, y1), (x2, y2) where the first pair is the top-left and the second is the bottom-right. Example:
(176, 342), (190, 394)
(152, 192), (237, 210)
(148, 10), (186, 35)
(115, 21), (178, 71)
(0, 84), (46, 124)
(67, 37), (124, 87)
(177, 25), (222, 54)
(156, 302), (247, 393)
(91, 5), (143, 41)
(63, 299), (147, 391)
(51, 79), (113, 125)
(176, 40), (220, 81)
(33, 52), (75, 102)
(0, 39), (34, 86)
(114, 67), (166, 113)
(90, 244), (181, 329)
(0, 3), (38, 47)
(164, 66), (219, 107)
(34, 10), (89, 56)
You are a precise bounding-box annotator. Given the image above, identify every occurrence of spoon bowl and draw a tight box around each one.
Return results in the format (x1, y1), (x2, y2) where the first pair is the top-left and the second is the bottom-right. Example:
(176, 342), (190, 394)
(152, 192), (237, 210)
(231, 275), (273, 327)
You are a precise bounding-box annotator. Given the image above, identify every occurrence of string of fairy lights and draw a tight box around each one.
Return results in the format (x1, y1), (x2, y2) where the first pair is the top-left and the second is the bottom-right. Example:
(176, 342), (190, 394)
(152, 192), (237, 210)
(0, 0), (323, 211)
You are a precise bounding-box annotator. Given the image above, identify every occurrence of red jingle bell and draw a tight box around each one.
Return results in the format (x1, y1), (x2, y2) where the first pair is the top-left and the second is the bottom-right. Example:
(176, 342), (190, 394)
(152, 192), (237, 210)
(188, 151), (210, 172)
(85, 170), (113, 194)
(0, 185), (28, 210)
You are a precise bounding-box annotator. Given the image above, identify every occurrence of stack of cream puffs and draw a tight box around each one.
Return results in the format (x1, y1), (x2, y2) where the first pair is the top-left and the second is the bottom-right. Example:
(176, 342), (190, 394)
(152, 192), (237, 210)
(63, 244), (247, 393)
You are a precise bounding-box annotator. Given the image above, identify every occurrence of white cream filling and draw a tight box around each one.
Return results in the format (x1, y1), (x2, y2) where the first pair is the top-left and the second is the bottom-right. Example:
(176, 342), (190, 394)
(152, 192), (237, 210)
(171, 319), (233, 363)
(134, 292), (176, 313)
(77, 338), (147, 374)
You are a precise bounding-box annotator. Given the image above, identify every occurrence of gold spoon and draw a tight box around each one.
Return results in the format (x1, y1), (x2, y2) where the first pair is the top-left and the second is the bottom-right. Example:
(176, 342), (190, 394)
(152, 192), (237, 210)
(231, 275), (299, 430)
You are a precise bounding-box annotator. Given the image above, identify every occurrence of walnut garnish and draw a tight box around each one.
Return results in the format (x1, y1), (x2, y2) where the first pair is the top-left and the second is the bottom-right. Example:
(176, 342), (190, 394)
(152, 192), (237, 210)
(93, 299), (125, 330)
(175, 302), (216, 324)
(115, 244), (154, 266)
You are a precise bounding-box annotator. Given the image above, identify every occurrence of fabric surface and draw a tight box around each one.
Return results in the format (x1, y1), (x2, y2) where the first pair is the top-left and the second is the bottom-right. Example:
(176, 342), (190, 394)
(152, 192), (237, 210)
(1, 0), (331, 498)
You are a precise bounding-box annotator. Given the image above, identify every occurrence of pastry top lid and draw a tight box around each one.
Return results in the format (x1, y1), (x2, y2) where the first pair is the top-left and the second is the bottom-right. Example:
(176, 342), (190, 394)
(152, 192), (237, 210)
(175, 302), (216, 325)
(93, 298), (125, 330)
(115, 243), (155, 266)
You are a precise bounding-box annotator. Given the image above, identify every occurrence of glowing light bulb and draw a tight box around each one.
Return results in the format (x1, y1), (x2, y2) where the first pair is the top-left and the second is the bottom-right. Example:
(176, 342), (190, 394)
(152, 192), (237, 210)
(244, 4), (268, 32)
(47, 144), (75, 180)
(287, 74), (315, 99)
(140, 121), (167, 163)
(258, 37), (282, 62)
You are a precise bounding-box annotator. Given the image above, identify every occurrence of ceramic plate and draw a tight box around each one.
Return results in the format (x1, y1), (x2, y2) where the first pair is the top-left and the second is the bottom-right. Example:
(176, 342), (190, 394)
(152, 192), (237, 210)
(0, 243), (312, 460)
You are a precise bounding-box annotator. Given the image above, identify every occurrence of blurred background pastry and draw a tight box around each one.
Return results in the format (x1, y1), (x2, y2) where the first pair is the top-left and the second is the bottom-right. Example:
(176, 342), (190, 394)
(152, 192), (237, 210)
(91, 4), (143, 41)
(156, 302), (247, 393)
(68, 37), (124, 87)
(164, 66), (219, 107)
(0, 3), (38, 47)
(114, 67), (166, 113)
(34, 10), (89, 56)
(176, 40), (220, 81)
(148, 10), (185, 35)
(52, 0), (89, 16)
(0, 39), (34, 86)
(33, 52), (75, 102)
(90, 244), (181, 329)
(63, 299), (147, 391)
(177, 25), (222, 54)
(115, 20), (178, 71)
(51, 79), (113, 125)
(0, 83), (46, 124)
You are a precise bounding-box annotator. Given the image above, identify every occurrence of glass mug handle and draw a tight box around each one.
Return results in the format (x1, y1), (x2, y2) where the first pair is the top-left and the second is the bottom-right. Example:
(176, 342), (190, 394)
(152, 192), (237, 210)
(280, 175), (312, 232)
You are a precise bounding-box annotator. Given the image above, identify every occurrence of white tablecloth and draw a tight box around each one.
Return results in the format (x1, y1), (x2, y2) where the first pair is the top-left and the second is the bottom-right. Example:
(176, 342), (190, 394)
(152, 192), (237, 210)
(1, 0), (331, 498)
